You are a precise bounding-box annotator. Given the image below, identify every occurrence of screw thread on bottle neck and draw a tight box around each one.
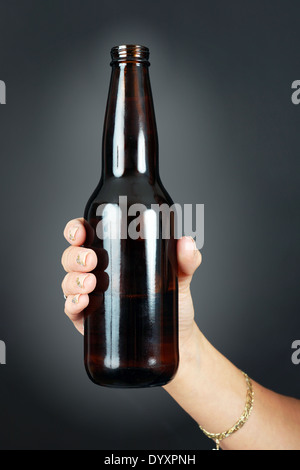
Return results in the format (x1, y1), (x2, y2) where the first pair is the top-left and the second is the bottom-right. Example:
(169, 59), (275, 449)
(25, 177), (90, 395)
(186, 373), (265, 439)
(111, 45), (150, 65)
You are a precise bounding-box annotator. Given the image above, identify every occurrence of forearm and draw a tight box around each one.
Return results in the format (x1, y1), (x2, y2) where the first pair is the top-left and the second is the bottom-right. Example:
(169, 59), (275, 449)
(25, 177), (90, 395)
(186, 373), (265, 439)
(164, 323), (300, 450)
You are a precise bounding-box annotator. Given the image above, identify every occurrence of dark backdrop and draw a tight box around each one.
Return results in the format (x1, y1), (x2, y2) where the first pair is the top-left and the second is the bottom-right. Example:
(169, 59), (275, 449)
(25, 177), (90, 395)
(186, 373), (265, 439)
(0, 0), (299, 450)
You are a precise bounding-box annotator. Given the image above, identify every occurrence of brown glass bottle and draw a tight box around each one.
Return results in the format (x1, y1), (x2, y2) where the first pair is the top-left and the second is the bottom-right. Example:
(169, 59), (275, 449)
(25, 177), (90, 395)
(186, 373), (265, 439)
(83, 45), (179, 388)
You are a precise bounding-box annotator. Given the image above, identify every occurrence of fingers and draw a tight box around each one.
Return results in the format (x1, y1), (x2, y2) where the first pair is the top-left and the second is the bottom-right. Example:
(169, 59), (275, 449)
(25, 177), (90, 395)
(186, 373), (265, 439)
(177, 237), (202, 275)
(61, 272), (97, 296)
(63, 218), (86, 246)
(64, 294), (90, 335)
(177, 237), (202, 289)
(64, 294), (89, 318)
(62, 218), (98, 335)
(62, 270), (96, 336)
(61, 246), (98, 273)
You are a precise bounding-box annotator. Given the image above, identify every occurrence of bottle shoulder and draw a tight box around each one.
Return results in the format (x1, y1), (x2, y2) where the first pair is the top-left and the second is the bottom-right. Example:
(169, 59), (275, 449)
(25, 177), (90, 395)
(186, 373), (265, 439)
(86, 175), (172, 206)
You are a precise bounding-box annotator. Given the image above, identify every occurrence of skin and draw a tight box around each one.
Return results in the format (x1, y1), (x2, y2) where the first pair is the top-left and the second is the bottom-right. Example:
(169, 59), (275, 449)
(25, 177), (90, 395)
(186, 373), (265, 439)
(61, 218), (300, 450)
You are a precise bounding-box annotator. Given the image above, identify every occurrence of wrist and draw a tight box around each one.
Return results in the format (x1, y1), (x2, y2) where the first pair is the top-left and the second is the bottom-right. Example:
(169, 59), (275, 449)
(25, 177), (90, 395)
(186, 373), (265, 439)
(163, 323), (252, 443)
(164, 322), (203, 391)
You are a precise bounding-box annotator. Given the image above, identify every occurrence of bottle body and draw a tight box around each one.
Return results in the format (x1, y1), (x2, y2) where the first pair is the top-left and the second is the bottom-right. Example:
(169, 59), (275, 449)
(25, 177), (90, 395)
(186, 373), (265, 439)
(83, 46), (179, 388)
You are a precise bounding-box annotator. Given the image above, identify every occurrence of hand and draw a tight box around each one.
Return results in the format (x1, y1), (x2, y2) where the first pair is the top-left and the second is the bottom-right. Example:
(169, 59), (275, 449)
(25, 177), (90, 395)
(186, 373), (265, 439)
(61, 218), (202, 377)
(61, 220), (300, 450)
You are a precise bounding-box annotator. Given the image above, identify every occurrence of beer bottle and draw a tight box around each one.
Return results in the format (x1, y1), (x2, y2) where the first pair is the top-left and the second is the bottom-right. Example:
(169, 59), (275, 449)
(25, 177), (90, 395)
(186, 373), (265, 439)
(84, 45), (179, 387)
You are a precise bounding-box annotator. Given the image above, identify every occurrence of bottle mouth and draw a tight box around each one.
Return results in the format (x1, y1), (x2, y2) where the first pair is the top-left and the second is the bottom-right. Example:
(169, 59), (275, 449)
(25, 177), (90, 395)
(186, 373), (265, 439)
(110, 45), (150, 64)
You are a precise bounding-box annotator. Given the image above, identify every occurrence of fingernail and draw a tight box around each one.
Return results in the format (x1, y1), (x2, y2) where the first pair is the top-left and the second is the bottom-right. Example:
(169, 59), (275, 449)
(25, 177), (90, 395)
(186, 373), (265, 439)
(72, 294), (81, 305)
(76, 274), (89, 289)
(185, 236), (196, 250)
(69, 225), (79, 242)
(76, 251), (89, 267)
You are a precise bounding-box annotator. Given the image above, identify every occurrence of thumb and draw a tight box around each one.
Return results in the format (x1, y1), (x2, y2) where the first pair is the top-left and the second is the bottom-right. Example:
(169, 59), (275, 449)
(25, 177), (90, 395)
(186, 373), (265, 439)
(177, 237), (202, 289)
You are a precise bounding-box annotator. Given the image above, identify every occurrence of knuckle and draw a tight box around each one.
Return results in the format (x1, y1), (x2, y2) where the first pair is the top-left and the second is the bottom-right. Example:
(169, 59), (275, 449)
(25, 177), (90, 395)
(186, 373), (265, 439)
(61, 274), (69, 293)
(61, 246), (73, 272)
(64, 219), (75, 235)
(61, 252), (66, 270)
(61, 247), (71, 270)
(63, 223), (69, 238)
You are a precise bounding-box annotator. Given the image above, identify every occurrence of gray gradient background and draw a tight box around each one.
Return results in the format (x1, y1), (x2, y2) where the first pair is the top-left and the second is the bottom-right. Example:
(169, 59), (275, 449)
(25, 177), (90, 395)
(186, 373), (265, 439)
(0, 0), (299, 450)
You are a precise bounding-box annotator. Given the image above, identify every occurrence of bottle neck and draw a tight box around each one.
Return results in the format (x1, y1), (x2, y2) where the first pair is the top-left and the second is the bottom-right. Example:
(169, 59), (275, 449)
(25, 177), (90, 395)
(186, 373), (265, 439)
(102, 58), (158, 182)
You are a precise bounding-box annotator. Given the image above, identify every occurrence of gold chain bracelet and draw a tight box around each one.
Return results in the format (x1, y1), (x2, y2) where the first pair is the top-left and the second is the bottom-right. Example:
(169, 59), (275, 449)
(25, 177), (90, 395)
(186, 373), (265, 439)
(199, 372), (254, 450)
